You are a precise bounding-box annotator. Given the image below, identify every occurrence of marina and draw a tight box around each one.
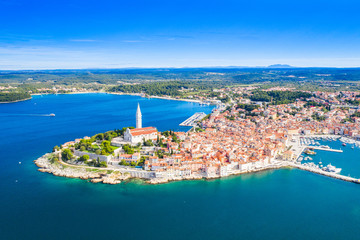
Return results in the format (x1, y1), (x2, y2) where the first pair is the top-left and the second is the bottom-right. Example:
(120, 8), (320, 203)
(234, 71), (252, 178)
(290, 162), (360, 184)
(289, 134), (360, 181)
(179, 112), (207, 126)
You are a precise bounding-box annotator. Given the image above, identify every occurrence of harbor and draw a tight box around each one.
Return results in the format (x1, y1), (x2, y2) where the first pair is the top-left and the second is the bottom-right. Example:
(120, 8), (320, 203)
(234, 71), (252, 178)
(286, 134), (360, 183)
(179, 112), (207, 126)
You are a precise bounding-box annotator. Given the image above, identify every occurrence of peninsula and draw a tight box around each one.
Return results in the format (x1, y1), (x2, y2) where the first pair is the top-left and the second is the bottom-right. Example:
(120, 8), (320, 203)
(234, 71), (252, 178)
(0, 92), (31, 103)
(35, 88), (360, 185)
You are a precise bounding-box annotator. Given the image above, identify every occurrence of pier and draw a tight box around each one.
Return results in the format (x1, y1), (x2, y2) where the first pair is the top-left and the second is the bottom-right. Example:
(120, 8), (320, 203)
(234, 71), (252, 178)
(288, 162), (360, 184)
(180, 112), (207, 126)
(308, 146), (343, 153)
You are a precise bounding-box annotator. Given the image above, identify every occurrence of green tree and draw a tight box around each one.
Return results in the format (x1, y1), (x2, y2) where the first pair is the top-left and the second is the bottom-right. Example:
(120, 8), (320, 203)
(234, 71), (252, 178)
(144, 139), (154, 146)
(79, 154), (89, 161)
(95, 133), (104, 141)
(123, 144), (134, 154)
(52, 145), (60, 152)
(101, 140), (113, 154)
(99, 161), (108, 167)
(137, 156), (146, 167)
(61, 149), (73, 161)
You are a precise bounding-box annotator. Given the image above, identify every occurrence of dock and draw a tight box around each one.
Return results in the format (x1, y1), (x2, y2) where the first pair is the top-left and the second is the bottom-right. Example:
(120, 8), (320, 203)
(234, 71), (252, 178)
(180, 112), (207, 126)
(308, 146), (343, 153)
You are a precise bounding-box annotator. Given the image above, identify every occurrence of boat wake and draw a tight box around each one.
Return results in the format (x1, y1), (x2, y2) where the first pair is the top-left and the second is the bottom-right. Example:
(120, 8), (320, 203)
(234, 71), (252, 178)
(0, 113), (55, 117)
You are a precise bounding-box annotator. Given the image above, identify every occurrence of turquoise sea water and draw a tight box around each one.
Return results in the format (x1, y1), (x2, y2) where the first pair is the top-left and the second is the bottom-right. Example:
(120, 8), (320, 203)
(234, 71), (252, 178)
(1, 94), (360, 240)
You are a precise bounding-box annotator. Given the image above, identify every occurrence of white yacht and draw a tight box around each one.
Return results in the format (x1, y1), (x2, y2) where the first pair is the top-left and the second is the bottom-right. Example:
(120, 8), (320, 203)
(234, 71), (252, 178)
(322, 164), (342, 174)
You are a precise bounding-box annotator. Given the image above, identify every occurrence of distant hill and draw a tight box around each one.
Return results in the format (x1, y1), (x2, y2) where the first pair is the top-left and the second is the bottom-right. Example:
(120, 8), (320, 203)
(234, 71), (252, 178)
(267, 64), (294, 68)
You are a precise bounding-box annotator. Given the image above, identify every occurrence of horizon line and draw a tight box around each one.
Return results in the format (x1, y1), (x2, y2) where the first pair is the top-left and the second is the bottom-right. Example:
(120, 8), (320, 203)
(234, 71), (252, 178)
(1, 65), (360, 71)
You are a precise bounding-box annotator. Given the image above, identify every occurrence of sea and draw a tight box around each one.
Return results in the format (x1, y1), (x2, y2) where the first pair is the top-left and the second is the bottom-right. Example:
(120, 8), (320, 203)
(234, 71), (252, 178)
(1, 93), (360, 240)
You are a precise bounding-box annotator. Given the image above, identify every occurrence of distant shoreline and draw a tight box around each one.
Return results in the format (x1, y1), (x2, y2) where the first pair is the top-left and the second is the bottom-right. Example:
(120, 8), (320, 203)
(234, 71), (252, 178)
(31, 91), (207, 104)
(0, 97), (32, 104)
(109, 92), (205, 104)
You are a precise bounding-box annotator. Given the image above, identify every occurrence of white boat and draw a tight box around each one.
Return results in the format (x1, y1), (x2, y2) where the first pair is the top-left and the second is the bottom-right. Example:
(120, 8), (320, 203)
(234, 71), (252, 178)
(49, 113), (55, 117)
(322, 164), (342, 174)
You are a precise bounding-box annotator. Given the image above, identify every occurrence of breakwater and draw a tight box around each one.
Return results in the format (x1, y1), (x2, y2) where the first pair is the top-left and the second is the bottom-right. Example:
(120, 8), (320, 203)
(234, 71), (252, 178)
(289, 162), (360, 184)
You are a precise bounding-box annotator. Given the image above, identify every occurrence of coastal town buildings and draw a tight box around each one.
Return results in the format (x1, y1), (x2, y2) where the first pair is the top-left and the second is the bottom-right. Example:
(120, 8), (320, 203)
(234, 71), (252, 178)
(49, 89), (360, 183)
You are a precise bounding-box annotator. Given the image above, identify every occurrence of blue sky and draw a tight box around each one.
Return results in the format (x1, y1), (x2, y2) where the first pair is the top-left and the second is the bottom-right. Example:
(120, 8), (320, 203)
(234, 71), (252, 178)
(0, 0), (360, 69)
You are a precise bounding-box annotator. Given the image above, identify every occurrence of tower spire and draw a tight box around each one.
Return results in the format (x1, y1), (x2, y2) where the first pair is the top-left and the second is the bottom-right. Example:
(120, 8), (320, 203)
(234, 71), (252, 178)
(136, 103), (142, 129)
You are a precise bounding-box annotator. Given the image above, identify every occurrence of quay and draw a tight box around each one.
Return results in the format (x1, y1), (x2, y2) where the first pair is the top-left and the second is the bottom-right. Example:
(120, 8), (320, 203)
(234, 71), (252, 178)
(179, 112), (206, 126)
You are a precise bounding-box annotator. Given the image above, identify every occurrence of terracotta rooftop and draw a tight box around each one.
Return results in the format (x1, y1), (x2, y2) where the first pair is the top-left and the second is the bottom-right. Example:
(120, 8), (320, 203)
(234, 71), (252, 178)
(129, 127), (157, 136)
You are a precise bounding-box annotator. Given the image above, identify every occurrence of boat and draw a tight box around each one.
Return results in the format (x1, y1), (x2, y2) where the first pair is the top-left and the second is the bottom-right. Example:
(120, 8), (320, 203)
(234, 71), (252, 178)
(304, 149), (316, 155)
(322, 164), (342, 174)
(342, 143), (346, 147)
(49, 113), (55, 117)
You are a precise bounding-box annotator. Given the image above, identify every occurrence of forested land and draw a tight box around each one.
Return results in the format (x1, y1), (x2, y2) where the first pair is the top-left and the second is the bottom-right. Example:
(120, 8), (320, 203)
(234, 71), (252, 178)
(250, 91), (312, 105)
(1, 67), (360, 93)
(0, 92), (31, 102)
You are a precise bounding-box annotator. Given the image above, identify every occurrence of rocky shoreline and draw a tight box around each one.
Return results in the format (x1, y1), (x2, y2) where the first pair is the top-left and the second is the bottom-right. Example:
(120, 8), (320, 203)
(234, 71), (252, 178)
(35, 153), (292, 185)
(34, 153), (131, 184)
(35, 153), (360, 185)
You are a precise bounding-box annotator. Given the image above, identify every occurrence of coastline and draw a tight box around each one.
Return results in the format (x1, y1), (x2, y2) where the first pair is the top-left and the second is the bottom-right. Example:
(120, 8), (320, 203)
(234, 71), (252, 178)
(34, 153), (287, 185)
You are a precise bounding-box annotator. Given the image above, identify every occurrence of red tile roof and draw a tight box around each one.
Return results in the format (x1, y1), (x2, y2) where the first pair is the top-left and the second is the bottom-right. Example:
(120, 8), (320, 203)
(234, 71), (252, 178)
(130, 127), (157, 136)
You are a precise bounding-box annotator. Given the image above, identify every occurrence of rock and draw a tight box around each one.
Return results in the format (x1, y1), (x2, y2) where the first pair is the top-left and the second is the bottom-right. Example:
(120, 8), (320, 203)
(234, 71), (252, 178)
(91, 178), (103, 183)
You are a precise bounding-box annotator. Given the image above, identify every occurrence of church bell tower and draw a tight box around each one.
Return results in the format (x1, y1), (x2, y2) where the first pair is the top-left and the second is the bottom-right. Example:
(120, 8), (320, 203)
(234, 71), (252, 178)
(136, 103), (142, 129)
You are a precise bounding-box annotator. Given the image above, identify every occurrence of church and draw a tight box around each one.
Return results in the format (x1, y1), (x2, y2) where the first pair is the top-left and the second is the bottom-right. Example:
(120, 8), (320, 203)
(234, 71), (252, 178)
(124, 103), (157, 144)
